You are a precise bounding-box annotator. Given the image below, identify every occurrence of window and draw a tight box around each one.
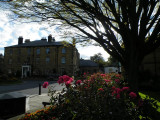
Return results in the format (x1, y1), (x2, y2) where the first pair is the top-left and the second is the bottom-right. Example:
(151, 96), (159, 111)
(46, 57), (50, 63)
(9, 49), (13, 55)
(61, 57), (66, 64)
(62, 48), (66, 53)
(9, 59), (12, 64)
(37, 48), (40, 55)
(28, 48), (31, 55)
(27, 57), (30, 63)
(46, 48), (50, 54)
(36, 58), (40, 64)
(18, 49), (21, 55)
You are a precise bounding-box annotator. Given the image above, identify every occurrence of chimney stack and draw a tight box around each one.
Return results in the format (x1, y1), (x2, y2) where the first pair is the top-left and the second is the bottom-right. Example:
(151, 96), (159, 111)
(48, 34), (52, 42)
(18, 36), (23, 45)
(52, 37), (55, 42)
(25, 39), (30, 43)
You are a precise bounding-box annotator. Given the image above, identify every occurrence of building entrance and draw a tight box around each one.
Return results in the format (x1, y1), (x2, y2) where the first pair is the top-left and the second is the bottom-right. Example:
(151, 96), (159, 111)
(22, 65), (31, 78)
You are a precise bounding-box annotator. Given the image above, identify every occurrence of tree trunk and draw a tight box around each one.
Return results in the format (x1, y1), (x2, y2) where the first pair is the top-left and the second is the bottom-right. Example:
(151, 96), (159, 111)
(123, 55), (143, 92)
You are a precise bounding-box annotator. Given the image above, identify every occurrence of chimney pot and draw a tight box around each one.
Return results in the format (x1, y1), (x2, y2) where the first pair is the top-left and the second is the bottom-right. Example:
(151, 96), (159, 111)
(25, 39), (30, 43)
(48, 34), (52, 42)
(18, 36), (23, 45)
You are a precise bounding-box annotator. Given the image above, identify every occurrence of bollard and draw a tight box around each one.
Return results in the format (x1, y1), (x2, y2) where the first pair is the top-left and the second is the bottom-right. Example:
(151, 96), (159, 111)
(39, 83), (41, 95)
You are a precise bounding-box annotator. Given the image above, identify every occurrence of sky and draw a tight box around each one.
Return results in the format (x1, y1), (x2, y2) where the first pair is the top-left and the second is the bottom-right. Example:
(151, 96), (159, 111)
(0, 3), (110, 61)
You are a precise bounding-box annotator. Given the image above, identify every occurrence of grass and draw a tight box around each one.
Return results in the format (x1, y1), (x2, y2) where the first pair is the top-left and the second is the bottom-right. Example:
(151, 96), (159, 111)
(139, 92), (160, 112)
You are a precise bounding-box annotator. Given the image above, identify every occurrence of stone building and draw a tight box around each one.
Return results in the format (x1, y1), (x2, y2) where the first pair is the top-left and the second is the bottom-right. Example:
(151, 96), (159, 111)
(79, 59), (99, 74)
(4, 35), (80, 77)
(0, 54), (4, 74)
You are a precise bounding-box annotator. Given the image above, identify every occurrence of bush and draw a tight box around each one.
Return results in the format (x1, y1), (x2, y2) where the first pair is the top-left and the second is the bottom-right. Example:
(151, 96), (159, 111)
(20, 73), (159, 120)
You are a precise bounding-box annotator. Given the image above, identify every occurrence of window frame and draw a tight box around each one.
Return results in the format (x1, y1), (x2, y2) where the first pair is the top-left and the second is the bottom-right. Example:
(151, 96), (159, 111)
(36, 48), (40, 55)
(61, 57), (66, 64)
(62, 48), (66, 54)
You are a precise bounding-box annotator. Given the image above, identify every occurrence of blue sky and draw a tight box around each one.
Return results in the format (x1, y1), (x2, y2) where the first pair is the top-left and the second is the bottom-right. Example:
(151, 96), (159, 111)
(0, 4), (109, 60)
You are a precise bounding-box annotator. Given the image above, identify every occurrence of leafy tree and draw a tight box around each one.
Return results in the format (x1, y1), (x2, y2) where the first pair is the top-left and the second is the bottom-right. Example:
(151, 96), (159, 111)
(90, 53), (104, 63)
(90, 53), (106, 71)
(7, 0), (160, 91)
(106, 56), (119, 67)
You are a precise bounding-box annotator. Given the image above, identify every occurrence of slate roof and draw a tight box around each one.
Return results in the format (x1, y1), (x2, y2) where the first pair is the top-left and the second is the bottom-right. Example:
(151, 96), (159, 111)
(5, 40), (64, 48)
(80, 59), (98, 67)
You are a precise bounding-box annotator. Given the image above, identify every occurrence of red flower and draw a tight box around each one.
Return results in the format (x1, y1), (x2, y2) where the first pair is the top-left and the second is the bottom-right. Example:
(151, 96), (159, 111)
(76, 80), (82, 85)
(65, 80), (72, 87)
(98, 88), (104, 91)
(116, 74), (121, 77)
(115, 88), (122, 94)
(112, 90), (116, 96)
(101, 74), (106, 77)
(62, 75), (73, 82)
(58, 76), (63, 84)
(104, 79), (111, 83)
(116, 94), (120, 99)
(42, 82), (49, 88)
(122, 87), (130, 91)
(52, 117), (56, 119)
(57, 75), (73, 85)
(115, 79), (120, 83)
(112, 86), (116, 90)
(129, 92), (137, 98)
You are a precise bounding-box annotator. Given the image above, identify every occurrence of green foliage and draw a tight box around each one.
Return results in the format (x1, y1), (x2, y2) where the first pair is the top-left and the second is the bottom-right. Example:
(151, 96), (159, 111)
(106, 55), (119, 67)
(20, 73), (159, 120)
(90, 53), (106, 69)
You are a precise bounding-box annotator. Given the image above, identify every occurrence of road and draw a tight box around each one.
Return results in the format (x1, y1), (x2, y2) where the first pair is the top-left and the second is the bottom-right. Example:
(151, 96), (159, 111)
(0, 80), (65, 95)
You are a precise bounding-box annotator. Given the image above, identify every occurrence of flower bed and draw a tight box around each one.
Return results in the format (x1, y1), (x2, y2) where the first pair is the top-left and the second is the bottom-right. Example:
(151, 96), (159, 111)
(20, 73), (159, 120)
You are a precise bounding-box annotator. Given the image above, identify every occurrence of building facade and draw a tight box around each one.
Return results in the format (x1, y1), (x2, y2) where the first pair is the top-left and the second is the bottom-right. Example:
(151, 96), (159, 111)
(0, 54), (4, 74)
(79, 59), (99, 74)
(4, 35), (79, 77)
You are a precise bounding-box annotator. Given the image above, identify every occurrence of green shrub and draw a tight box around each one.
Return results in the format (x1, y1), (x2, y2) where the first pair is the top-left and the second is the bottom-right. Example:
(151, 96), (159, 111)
(20, 73), (159, 120)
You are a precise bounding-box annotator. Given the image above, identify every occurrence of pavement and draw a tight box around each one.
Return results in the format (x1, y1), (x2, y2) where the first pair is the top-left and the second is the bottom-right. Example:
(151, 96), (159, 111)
(6, 93), (55, 120)
(0, 80), (65, 120)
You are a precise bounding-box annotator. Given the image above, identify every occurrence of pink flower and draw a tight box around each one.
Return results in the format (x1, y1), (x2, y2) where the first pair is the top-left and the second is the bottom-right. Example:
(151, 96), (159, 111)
(112, 88), (121, 96)
(101, 74), (106, 77)
(116, 74), (121, 78)
(115, 88), (122, 94)
(115, 79), (120, 83)
(84, 72), (86, 75)
(42, 82), (49, 88)
(116, 94), (120, 99)
(58, 76), (64, 84)
(62, 75), (73, 82)
(112, 90), (116, 96)
(76, 80), (82, 85)
(112, 86), (116, 90)
(65, 80), (72, 87)
(129, 92), (137, 98)
(57, 75), (73, 85)
(104, 79), (111, 83)
(122, 87), (130, 91)
(98, 88), (104, 91)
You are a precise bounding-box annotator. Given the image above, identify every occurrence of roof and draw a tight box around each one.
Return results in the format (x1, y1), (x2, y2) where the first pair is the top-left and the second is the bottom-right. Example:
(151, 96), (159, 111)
(80, 59), (98, 67)
(5, 40), (64, 48)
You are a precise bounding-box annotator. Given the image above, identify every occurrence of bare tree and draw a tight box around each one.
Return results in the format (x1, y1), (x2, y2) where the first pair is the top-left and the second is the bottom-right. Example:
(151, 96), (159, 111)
(7, 0), (160, 91)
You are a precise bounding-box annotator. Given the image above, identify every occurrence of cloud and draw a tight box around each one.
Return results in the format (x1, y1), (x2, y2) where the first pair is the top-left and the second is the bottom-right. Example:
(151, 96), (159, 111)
(0, 7), (109, 61)
(78, 45), (109, 61)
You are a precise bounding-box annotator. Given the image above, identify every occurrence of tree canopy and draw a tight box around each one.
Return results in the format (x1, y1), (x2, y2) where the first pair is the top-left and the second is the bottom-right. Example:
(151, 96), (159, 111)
(7, 0), (160, 90)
